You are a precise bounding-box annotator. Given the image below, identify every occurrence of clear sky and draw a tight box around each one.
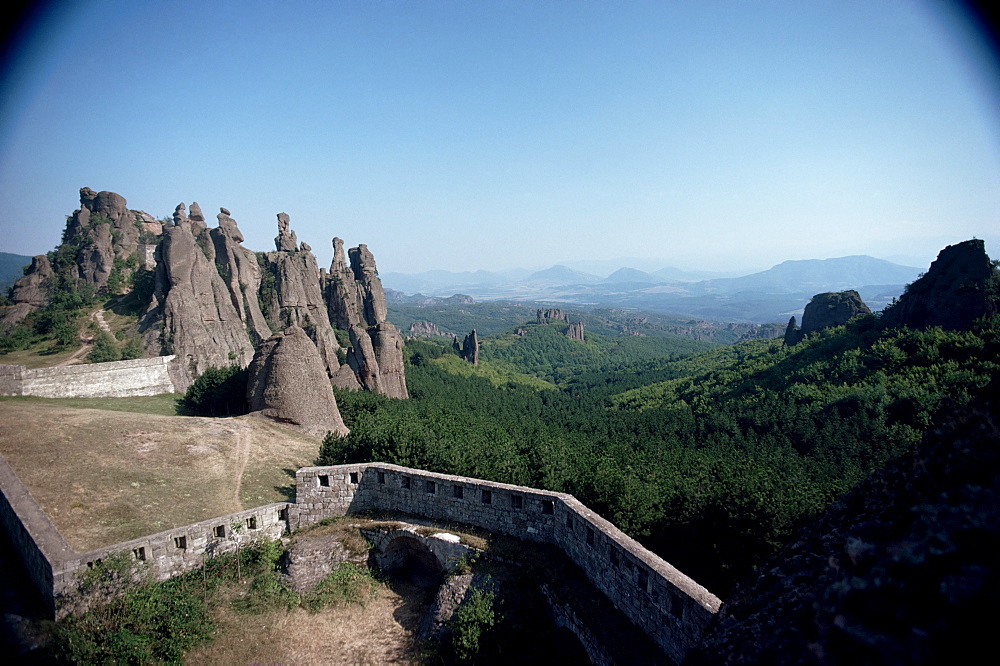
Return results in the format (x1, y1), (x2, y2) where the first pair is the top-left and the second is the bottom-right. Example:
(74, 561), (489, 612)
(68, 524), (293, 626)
(1, 0), (997, 275)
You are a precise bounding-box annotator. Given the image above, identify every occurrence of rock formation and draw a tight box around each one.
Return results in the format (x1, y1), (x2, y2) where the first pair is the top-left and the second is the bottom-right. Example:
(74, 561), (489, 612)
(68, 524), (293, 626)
(784, 290), (871, 345)
(459, 330), (479, 365)
(209, 208), (272, 344)
(258, 215), (351, 388)
(408, 321), (447, 337)
(537, 308), (569, 324)
(140, 208), (255, 390)
(567, 321), (585, 341)
(0, 255), (53, 327)
(880, 239), (998, 331)
(246, 325), (349, 438)
(324, 238), (408, 398)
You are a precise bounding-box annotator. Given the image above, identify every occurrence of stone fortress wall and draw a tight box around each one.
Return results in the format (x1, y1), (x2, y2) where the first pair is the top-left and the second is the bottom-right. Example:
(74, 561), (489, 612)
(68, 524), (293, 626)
(0, 456), (721, 663)
(0, 356), (177, 398)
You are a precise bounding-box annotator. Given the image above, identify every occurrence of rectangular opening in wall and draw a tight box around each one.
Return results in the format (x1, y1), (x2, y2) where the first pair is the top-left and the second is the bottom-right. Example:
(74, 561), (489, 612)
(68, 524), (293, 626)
(246, 516), (258, 530)
(637, 569), (649, 593)
(541, 499), (554, 515)
(586, 527), (595, 546)
(318, 474), (330, 487)
(349, 472), (359, 484)
(609, 548), (619, 567)
(133, 547), (146, 561)
(377, 471), (386, 485)
(453, 485), (464, 499)
(214, 525), (226, 538)
(426, 480), (436, 494)
(402, 476), (411, 489)
(482, 489), (492, 504)
(174, 535), (187, 550)
(566, 514), (574, 530)
(279, 507), (289, 521)
(510, 494), (523, 510)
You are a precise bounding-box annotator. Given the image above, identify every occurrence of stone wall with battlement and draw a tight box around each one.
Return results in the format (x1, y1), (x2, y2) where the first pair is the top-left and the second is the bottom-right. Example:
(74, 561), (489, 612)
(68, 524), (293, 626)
(292, 463), (722, 663)
(0, 455), (721, 661)
(0, 355), (178, 398)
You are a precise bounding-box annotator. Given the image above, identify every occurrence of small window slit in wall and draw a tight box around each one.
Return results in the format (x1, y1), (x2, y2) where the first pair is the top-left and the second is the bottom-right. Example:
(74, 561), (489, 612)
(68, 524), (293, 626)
(377, 471), (386, 484)
(541, 499), (554, 515)
(586, 528), (595, 546)
(246, 516), (257, 530)
(349, 472), (359, 484)
(318, 475), (330, 487)
(174, 535), (187, 550)
(133, 547), (146, 561)
(426, 480), (436, 494)
(278, 507), (289, 521)
(454, 485), (464, 499)
(214, 525), (226, 538)
(481, 489), (492, 504)
(511, 495), (523, 510)
(402, 476), (411, 489)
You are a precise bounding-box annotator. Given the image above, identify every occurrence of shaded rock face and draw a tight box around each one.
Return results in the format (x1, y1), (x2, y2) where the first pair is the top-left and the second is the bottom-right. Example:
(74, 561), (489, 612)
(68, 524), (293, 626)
(325, 237), (408, 399)
(785, 290), (870, 345)
(460, 329), (479, 365)
(881, 239), (998, 331)
(209, 208), (271, 345)
(567, 321), (585, 341)
(0, 255), (53, 327)
(246, 325), (349, 437)
(258, 215), (349, 387)
(141, 215), (255, 390)
(687, 393), (1000, 665)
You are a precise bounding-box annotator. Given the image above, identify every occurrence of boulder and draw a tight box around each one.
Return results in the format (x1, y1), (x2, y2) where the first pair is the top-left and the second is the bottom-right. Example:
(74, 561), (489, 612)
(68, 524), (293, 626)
(785, 290), (871, 345)
(246, 325), (349, 437)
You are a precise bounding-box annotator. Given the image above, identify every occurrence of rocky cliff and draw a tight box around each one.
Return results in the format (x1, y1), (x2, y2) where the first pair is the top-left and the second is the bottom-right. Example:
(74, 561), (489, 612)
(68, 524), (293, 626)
(324, 238), (408, 399)
(3, 188), (161, 326)
(784, 290), (871, 345)
(257, 214), (351, 389)
(459, 329), (479, 365)
(3, 188), (409, 399)
(139, 204), (255, 390)
(566, 321), (585, 341)
(880, 239), (998, 331)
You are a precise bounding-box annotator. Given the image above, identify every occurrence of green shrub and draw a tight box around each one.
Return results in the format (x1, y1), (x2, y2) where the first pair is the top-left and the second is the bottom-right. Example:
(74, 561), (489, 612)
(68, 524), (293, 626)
(178, 365), (250, 416)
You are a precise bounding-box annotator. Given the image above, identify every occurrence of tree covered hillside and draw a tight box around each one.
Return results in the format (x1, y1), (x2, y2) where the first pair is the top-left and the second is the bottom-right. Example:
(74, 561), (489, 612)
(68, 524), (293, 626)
(321, 311), (1000, 595)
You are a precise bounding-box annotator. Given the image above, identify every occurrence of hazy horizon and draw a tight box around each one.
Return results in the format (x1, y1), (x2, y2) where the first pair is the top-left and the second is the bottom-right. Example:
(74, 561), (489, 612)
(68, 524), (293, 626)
(1, 1), (997, 275)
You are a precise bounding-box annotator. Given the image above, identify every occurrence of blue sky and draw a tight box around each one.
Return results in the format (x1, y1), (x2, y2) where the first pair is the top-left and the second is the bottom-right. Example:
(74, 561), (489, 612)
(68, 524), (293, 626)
(1, 0), (997, 274)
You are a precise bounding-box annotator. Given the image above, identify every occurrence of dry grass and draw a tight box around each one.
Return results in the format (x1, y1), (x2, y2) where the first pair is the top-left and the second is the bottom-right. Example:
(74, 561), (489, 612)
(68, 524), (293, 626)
(0, 401), (320, 551)
(185, 585), (425, 665)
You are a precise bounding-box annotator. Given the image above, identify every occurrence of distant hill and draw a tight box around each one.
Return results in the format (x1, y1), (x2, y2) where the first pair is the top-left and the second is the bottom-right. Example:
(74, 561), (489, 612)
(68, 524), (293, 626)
(0, 252), (32, 292)
(381, 254), (924, 324)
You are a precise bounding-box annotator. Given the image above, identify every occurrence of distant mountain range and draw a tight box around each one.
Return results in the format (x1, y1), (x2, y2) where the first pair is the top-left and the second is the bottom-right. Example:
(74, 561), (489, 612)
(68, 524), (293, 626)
(382, 255), (924, 324)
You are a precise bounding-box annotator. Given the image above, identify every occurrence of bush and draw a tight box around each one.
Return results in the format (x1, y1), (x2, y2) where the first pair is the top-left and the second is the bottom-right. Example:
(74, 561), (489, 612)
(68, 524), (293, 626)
(178, 365), (250, 416)
(87, 331), (121, 363)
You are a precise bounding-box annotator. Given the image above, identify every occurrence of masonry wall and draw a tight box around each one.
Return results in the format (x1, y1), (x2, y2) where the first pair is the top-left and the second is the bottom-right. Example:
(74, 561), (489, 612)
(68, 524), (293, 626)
(0, 355), (177, 398)
(293, 463), (722, 663)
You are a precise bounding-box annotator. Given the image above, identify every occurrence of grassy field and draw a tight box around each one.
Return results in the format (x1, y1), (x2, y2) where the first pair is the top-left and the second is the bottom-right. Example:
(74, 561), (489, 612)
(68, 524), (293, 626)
(0, 400), (322, 551)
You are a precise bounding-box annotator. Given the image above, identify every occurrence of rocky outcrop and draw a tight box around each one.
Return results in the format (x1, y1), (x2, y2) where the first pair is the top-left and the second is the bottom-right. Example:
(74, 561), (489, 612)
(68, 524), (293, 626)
(139, 211), (254, 390)
(881, 239), (998, 331)
(209, 208), (272, 344)
(567, 321), (585, 341)
(785, 290), (871, 345)
(408, 321), (447, 337)
(246, 325), (349, 438)
(537, 308), (569, 324)
(258, 215), (350, 388)
(0, 256), (53, 327)
(325, 238), (408, 398)
(687, 393), (1000, 665)
(459, 330), (479, 365)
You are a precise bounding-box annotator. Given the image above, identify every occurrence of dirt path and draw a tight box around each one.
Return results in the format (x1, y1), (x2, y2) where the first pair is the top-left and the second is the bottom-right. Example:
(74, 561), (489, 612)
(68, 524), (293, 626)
(232, 428), (252, 511)
(53, 309), (110, 367)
